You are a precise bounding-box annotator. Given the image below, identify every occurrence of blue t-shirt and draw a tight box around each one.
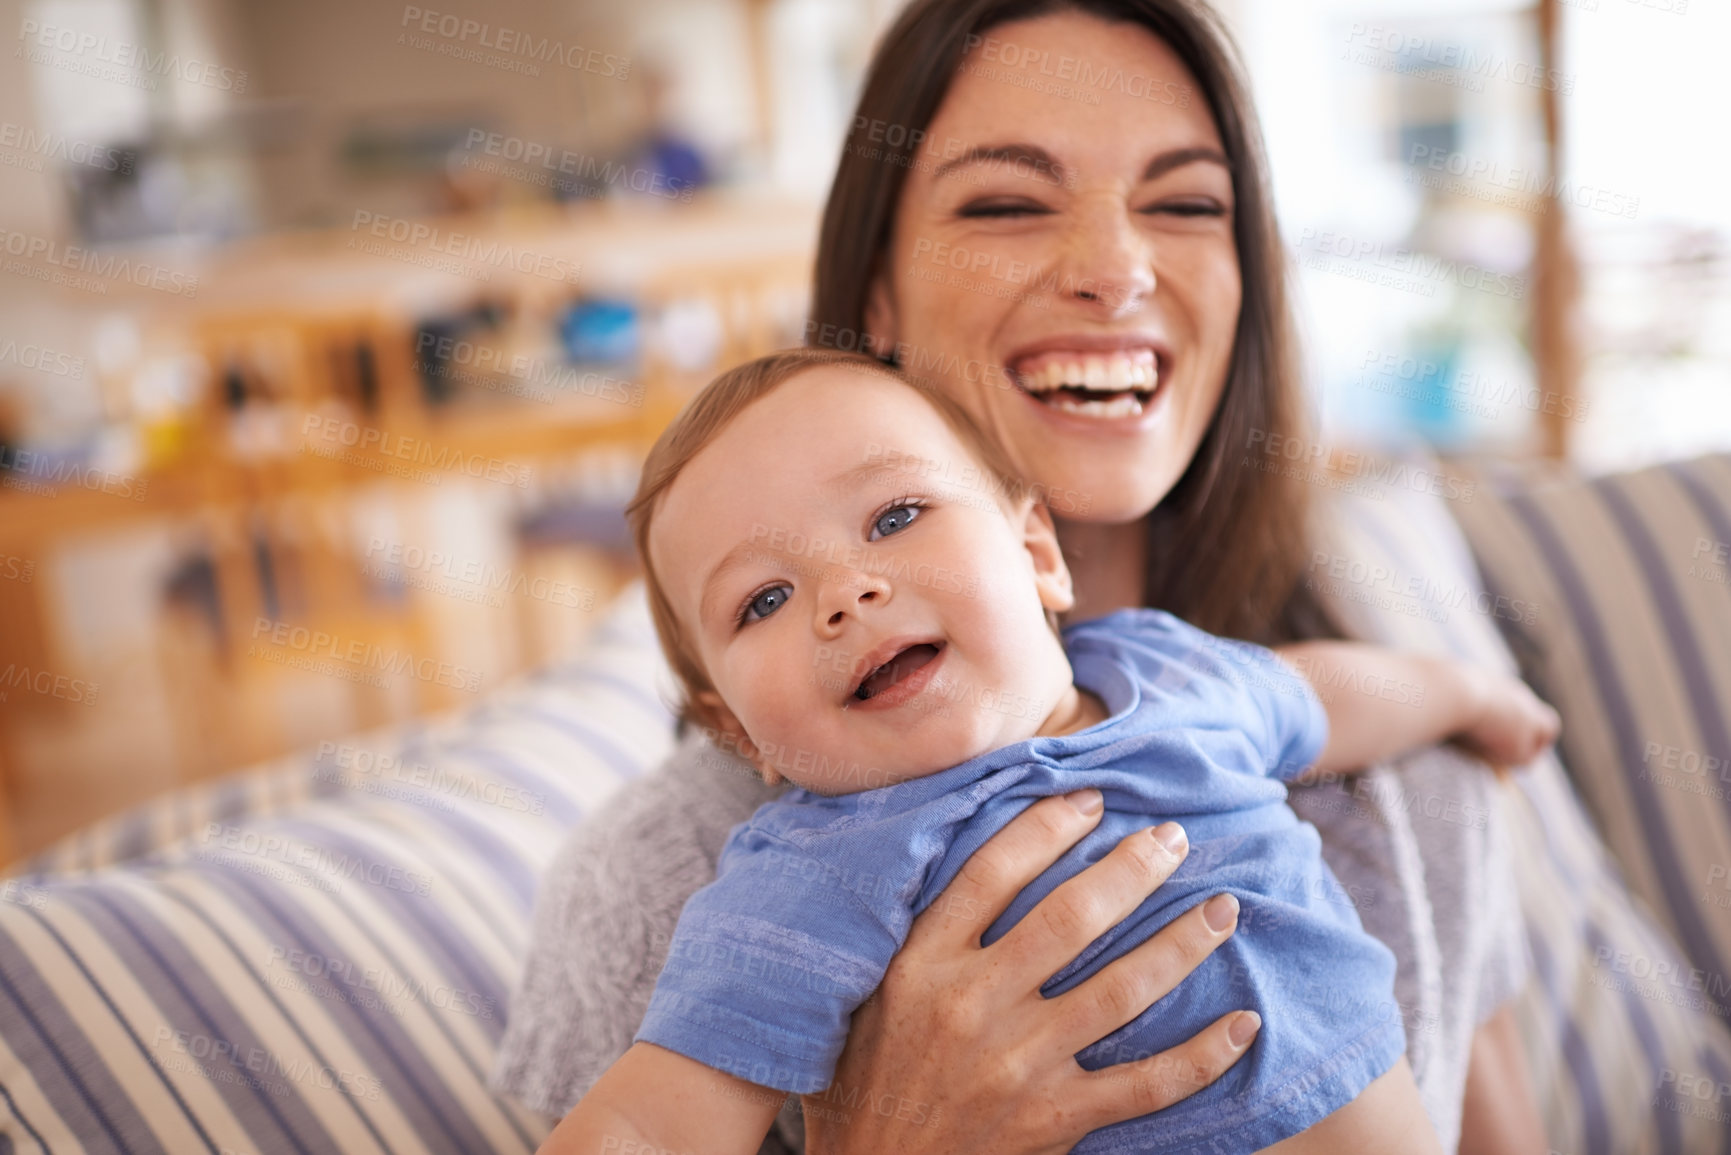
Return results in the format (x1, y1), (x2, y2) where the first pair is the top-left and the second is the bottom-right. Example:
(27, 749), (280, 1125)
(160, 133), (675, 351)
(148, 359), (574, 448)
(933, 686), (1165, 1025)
(638, 608), (1405, 1154)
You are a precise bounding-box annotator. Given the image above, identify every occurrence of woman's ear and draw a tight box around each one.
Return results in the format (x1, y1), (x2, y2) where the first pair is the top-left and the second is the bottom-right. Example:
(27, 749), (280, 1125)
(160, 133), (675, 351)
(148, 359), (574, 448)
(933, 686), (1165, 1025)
(692, 690), (784, 787)
(1020, 500), (1076, 614)
(863, 270), (899, 356)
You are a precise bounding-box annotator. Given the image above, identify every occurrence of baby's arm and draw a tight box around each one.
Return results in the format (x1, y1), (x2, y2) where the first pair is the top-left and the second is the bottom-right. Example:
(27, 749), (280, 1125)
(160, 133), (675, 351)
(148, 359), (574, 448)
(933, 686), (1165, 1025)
(1263, 1056), (1443, 1154)
(538, 1042), (782, 1155)
(1272, 641), (1559, 780)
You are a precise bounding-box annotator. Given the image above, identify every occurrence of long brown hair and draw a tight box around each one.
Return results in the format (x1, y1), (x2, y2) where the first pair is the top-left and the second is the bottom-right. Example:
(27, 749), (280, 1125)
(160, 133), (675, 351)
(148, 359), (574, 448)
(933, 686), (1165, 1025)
(810, 0), (1324, 645)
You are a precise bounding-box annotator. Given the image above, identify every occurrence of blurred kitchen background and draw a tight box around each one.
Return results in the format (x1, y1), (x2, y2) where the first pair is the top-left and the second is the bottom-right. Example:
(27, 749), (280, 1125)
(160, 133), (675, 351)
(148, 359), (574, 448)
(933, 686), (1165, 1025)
(0, 0), (1723, 862)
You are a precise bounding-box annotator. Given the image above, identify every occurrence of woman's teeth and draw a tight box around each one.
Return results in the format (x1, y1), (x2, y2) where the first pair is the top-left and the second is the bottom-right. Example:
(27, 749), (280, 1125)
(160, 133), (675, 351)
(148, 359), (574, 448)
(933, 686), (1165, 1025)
(1049, 393), (1145, 418)
(1020, 353), (1156, 392)
(1013, 350), (1159, 418)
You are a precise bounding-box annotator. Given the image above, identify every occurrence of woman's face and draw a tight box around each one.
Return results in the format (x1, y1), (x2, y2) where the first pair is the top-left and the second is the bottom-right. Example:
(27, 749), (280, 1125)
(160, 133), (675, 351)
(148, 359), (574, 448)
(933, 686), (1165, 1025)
(867, 9), (1241, 523)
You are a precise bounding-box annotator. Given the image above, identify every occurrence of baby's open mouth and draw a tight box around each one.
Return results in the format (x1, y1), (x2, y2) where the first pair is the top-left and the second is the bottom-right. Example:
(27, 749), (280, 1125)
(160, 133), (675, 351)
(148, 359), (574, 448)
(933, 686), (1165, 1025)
(1011, 348), (1160, 419)
(854, 643), (944, 701)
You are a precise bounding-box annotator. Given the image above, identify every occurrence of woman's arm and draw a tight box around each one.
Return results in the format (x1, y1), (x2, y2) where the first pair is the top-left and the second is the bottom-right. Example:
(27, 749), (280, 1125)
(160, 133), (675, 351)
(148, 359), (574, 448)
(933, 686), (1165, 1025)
(803, 790), (1259, 1155)
(1273, 642), (1559, 779)
(540, 1043), (782, 1155)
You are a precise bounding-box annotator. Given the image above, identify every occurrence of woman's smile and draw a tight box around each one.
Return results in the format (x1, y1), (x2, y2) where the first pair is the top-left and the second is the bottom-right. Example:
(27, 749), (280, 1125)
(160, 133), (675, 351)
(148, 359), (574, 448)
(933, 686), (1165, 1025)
(1005, 333), (1169, 426)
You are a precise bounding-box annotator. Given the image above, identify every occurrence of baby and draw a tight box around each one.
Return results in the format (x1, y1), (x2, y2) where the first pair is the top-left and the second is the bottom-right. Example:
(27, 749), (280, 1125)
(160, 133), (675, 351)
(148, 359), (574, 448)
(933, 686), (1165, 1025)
(544, 349), (1557, 1154)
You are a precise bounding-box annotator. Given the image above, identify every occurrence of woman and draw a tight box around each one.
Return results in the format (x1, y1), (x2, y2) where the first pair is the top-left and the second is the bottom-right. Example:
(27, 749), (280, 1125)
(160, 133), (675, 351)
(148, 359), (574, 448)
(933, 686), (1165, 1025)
(496, 1), (1541, 1151)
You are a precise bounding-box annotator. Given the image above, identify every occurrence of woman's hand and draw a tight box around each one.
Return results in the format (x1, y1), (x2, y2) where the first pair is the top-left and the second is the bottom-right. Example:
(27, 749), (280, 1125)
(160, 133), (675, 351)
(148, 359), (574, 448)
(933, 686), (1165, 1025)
(801, 788), (1258, 1155)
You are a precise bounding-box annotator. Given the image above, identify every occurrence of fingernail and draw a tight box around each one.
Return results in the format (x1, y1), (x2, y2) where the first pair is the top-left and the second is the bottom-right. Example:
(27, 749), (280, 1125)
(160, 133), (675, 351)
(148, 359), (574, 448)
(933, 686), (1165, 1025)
(1228, 1010), (1261, 1048)
(1151, 822), (1187, 857)
(1067, 788), (1103, 815)
(1203, 892), (1239, 932)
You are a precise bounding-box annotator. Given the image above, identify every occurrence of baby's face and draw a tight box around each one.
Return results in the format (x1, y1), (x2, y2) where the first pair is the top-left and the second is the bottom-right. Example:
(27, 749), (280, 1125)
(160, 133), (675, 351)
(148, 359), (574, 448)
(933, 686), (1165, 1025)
(649, 366), (1080, 793)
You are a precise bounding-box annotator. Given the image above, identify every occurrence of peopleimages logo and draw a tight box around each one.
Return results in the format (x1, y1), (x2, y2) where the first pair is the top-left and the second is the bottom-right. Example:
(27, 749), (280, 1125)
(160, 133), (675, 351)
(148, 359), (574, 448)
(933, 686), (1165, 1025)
(0, 444), (147, 500)
(1297, 227), (1527, 301)
(266, 945), (497, 1020)
(316, 739), (548, 815)
(151, 1027), (382, 1102)
(363, 536), (597, 611)
(17, 19), (249, 92)
(1242, 429), (1477, 504)
(1305, 549), (1537, 628)
(249, 617), (484, 693)
(1356, 348), (1589, 424)
(960, 33), (1190, 107)
(0, 228), (199, 297)
(299, 413), (533, 489)
(0, 338), (84, 379)
(909, 237), (1134, 308)
(397, 6), (629, 79)
(0, 664), (98, 706)
(458, 130), (693, 201)
(1342, 24), (1573, 95)
(1406, 144), (1639, 221)
(413, 332), (643, 406)
(198, 822), (436, 897)
(347, 211), (581, 285)
(0, 121), (134, 174)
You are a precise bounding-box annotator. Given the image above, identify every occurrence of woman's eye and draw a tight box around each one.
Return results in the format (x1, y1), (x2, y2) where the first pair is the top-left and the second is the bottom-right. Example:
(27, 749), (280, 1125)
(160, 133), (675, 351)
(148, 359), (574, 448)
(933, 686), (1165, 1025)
(741, 584), (791, 624)
(1139, 199), (1227, 218)
(872, 504), (921, 539)
(957, 198), (1051, 219)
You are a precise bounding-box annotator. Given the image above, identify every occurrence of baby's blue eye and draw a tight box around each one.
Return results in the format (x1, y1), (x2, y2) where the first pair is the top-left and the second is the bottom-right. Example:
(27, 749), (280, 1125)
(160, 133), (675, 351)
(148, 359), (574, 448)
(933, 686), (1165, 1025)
(873, 505), (920, 539)
(743, 584), (792, 624)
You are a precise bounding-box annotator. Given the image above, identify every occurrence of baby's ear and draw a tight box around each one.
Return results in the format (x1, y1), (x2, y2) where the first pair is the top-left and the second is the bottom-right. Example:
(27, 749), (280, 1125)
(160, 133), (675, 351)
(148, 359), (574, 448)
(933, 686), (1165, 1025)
(862, 271), (898, 355)
(1020, 500), (1075, 615)
(692, 690), (785, 787)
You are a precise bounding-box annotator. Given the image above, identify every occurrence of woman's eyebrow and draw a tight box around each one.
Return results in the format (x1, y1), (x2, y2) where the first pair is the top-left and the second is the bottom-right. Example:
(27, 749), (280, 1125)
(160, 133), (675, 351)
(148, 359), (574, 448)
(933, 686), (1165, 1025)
(931, 143), (1232, 186)
(932, 143), (1066, 185)
(1143, 146), (1231, 181)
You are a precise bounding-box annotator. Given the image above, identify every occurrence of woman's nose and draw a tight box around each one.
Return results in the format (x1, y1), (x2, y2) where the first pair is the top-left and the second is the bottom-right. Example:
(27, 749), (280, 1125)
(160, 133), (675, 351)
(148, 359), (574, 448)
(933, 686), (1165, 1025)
(814, 570), (892, 636)
(1056, 199), (1156, 313)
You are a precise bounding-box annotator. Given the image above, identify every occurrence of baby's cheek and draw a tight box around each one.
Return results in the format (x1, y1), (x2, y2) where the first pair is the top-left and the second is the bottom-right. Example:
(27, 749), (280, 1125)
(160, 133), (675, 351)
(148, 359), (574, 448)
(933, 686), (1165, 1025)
(974, 572), (1054, 659)
(752, 697), (833, 770)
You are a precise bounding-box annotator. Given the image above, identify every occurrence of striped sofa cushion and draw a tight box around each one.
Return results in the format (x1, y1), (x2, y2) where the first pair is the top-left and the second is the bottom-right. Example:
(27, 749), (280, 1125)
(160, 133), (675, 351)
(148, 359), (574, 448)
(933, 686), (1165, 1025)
(1313, 455), (1731, 1154)
(1448, 453), (1731, 1148)
(0, 584), (678, 1153)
